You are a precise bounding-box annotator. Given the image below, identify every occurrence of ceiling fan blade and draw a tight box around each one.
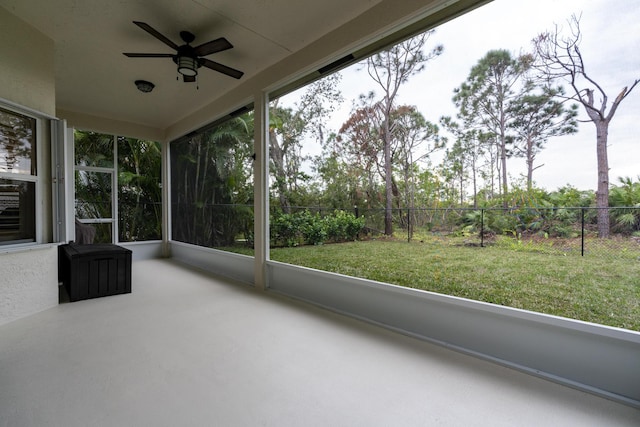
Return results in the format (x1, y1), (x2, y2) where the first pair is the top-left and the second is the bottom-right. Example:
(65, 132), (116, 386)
(123, 53), (175, 58)
(200, 58), (244, 79)
(133, 21), (179, 50)
(183, 75), (197, 83)
(193, 37), (233, 57)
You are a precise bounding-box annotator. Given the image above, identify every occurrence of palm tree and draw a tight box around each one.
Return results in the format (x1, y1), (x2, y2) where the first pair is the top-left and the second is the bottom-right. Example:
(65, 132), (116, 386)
(609, 176), (640, 235)
(118, 138), (162, 241)
(170, 113), (254, 247)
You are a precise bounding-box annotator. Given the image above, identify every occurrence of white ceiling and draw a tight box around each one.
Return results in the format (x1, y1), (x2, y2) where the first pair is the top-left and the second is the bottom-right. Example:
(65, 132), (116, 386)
(0, 0), (383, 130)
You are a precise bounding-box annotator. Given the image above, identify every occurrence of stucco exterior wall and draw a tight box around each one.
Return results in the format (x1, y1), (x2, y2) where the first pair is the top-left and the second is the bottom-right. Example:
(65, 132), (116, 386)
(0, 246), (58, 326)
(0, 6), (55, 116)
(0, 6), (58, 326)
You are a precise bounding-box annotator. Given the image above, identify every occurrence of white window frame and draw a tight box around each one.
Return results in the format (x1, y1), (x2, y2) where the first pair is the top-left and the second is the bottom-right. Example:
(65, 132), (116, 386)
(73, 133), (118, 243)
(0, 101), (46, 247)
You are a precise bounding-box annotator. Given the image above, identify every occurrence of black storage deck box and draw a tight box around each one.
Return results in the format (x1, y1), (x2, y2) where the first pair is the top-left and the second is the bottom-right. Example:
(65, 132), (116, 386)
(59, 243), (132, 302)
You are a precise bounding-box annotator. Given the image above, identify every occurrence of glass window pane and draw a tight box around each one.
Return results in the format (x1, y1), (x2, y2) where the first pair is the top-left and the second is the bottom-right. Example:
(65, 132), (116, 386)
(75, 170), (112, 219)
(90, 222), (112, 244)
(0, 179), (35, 244)
(0, 107), (36, 175)
(117, 137), (162, 241)
(74, 130), (114, 168)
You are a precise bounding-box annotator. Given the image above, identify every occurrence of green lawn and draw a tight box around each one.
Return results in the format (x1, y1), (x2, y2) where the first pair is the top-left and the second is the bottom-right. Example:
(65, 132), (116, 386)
(229, 237), (640, 331)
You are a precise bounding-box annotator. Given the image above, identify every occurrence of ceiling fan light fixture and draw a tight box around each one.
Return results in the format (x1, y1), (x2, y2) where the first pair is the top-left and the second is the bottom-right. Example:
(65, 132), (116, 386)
(124, 22), (243, 80)
(135, 80), (155, 93)
(177, 56), (198, 77)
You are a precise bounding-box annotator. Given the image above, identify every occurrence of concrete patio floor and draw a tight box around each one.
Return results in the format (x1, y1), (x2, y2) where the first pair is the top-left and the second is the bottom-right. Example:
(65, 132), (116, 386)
(1, 259), (638, 426)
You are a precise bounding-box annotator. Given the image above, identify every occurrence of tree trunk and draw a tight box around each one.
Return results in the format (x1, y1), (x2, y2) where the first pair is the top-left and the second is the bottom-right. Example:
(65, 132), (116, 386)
(193, 142), (201, 240)
(526, 137), (533, 191)
(489, 142), (497, 199)
(471, 155), (478, 209)
(595, 120), (610, 238)
(269, 129), (291, 213)
(408, 174), (415, 241)
(384, 124), (393, 236)
(500, 135), (508, 209)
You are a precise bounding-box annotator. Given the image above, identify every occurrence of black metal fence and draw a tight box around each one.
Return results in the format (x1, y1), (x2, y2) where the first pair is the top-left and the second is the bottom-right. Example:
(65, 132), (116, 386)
(175, 203), (639, 259)
(351, 206), (640, 258)
(277, 205), (640, 258)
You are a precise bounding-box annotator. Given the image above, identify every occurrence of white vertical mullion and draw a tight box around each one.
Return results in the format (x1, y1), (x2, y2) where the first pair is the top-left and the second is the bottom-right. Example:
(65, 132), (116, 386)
(35, 117), (43, 243)
(66, 127), (75, 242)
(253, 92), (270, 290)
(162, 139), (170, 257)
(113, 135), (118, 243)
(50, 120), (59, 242)
(50, 119), (68, 242)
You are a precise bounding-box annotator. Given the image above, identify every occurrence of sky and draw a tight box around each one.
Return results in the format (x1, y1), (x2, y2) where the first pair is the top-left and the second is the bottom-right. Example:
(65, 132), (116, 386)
(282, 0), (639, 192)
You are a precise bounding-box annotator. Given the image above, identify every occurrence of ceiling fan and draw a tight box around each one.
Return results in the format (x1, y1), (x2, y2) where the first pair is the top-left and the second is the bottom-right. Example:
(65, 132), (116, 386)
(123, 21), (244, 82)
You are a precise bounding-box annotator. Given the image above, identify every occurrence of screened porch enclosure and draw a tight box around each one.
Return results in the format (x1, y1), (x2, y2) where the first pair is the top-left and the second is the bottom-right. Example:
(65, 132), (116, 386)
(1, 0), (639, 420)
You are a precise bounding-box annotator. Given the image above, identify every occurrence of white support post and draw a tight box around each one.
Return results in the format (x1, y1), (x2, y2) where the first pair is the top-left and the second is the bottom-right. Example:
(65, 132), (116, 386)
(112, 135), (118, 243)
(253, 92), (270, 290)
(161, 140), (171, 257)
(50, 119), (67, 242)
(65, 127), (75, 242)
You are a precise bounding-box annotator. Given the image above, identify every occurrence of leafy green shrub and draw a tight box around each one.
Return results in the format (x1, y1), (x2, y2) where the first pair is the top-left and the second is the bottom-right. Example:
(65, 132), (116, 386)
(612, 209), (640, 234)
(301, 211), (327, 245)
(461, 210), (483, 234)
(270, 209), (364, 247)
(486, 210), (518, 235)
(549, 185), (595, 207)
(325, 210), (364, 242)
(538, 207), (576, 237)
(324, 213), (343, 242)
(271, 212), (302, 247)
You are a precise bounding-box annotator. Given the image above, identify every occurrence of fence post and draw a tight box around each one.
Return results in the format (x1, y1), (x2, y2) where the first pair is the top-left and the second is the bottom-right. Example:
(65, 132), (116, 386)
(480, 208), (484, 248)
(581, 207), (585, 257)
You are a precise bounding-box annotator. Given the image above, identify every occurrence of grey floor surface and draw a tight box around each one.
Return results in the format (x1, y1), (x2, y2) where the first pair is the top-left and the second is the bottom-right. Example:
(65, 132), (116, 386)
(1, 259), (639, 426)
